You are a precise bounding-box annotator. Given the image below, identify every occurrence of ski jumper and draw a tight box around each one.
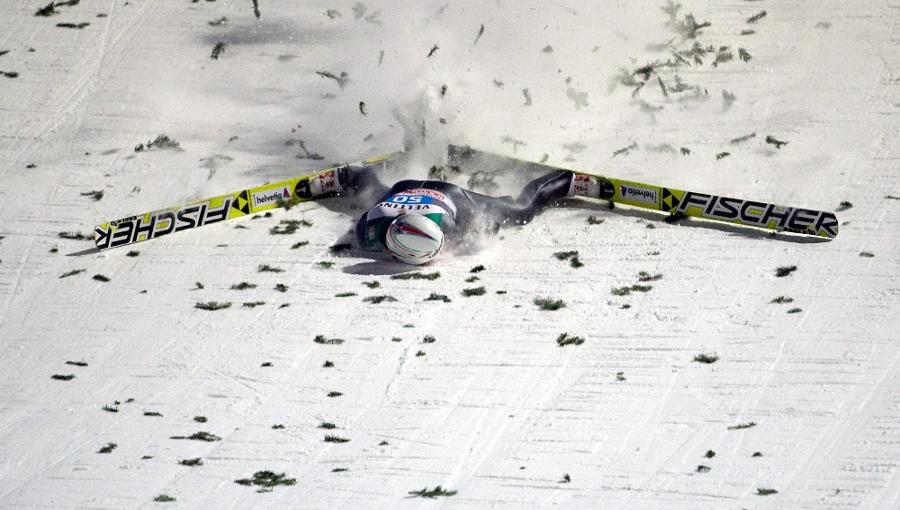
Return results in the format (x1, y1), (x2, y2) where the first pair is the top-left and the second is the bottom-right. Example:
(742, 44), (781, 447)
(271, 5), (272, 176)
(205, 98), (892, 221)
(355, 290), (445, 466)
(339, 167), (577, 251)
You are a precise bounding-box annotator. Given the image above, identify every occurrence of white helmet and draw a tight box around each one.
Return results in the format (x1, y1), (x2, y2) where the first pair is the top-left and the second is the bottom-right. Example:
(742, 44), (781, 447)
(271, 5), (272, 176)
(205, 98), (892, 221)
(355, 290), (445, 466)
(384, 214), (444, 265)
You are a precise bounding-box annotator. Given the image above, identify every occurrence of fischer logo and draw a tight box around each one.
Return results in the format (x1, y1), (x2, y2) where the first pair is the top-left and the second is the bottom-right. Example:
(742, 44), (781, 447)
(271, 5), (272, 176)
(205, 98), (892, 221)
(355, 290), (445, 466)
(676, 191), (839, 238)
(620, 185), (657, 204)
(253, 187), (290, 207)
(94, 199), (232, 250)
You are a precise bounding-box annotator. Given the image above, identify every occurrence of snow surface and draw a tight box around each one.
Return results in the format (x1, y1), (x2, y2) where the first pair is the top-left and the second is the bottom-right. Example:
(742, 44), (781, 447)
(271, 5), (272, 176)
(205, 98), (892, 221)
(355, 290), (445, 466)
(1, 0), (899, 508)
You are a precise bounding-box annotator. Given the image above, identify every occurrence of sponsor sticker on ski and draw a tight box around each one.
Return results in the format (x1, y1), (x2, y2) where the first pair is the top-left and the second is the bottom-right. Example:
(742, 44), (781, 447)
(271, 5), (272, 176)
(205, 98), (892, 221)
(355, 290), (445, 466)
(619, 184), (657, 205)
(252, 187), (291, 208)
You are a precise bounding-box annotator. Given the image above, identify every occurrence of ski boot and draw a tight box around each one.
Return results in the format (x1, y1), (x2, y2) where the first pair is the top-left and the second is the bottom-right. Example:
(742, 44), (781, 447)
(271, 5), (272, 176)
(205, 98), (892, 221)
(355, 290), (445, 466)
(570, 173), (615, 200)
(294, 166), (347, 199)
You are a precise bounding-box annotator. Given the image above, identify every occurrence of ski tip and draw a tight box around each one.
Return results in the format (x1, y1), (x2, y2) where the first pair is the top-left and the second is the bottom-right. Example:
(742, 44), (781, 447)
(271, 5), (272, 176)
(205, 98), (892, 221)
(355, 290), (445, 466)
(813, 211), (839, 239)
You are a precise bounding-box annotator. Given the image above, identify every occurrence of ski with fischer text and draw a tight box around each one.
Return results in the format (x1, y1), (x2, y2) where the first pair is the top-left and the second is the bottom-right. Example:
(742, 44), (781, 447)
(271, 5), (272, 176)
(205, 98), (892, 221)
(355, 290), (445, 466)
(93, 152), (400, 251)
(448, 145), (838, 239)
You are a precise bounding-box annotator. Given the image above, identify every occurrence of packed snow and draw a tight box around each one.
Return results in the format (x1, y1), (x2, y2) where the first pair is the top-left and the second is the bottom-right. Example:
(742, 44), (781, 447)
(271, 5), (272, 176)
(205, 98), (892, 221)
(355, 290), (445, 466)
(1, 0), (899, 508)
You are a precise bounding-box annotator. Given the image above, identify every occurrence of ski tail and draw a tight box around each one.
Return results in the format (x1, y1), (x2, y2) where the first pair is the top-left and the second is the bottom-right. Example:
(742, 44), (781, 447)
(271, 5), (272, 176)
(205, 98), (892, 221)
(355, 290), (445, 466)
(93, 152), (400, 251)
(448, 145), (838, 239)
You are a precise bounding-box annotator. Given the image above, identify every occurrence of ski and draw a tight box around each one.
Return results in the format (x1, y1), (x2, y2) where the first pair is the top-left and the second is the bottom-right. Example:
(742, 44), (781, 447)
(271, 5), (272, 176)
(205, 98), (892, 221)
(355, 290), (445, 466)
(93, 152), (400, 251)
(448, 145), (838, 239)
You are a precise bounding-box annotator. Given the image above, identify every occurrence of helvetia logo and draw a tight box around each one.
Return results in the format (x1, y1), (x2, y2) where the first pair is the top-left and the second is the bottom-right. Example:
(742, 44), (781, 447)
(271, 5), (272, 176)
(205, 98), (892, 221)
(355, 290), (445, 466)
(253, 187), (290, 207)
(619, 185), (657, 204)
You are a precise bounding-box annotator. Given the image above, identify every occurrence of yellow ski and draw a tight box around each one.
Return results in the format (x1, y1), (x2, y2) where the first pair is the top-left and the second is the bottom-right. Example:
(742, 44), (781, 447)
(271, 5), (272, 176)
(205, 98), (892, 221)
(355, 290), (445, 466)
(448, 145), (838, 239)
(575, 173), (838, 238)
(93, 152), (399, 250)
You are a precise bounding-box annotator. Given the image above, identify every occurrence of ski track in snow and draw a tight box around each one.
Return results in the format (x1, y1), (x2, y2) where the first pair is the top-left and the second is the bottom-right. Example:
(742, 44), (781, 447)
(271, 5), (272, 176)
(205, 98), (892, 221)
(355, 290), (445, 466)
(1, 0), (899, 508)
